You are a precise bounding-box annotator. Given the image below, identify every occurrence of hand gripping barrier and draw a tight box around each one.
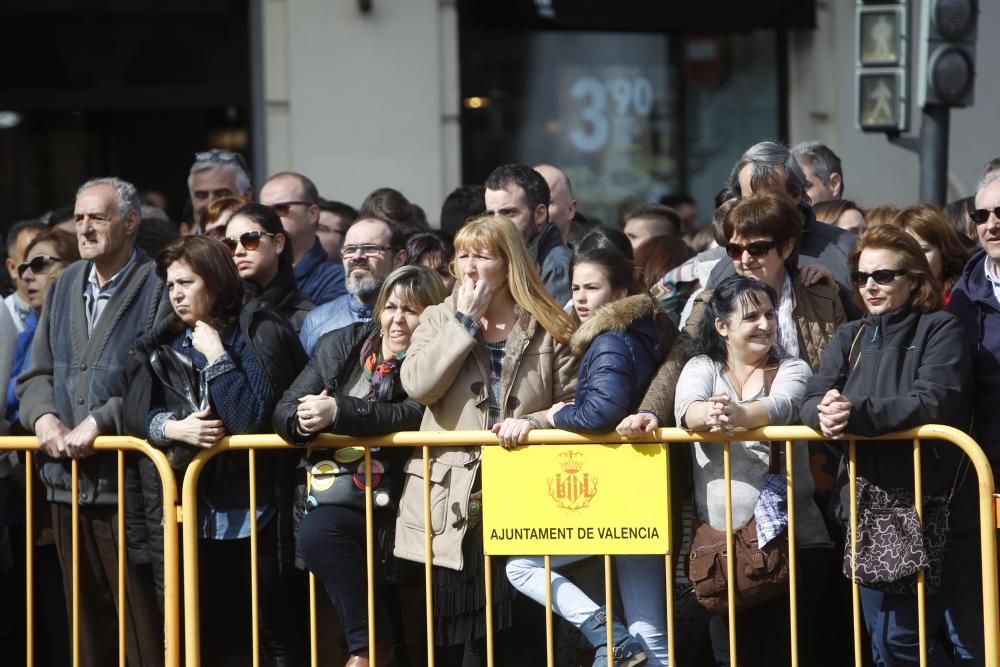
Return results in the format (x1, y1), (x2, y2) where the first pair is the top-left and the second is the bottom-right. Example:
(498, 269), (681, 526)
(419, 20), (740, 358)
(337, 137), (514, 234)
(173, 425), (998, 667)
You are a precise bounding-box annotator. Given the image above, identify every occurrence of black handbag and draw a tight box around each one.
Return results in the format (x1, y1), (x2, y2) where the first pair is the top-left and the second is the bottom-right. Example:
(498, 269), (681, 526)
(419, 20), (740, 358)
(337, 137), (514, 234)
(147, 345), (210, 469)
(305, 447), (392, 512)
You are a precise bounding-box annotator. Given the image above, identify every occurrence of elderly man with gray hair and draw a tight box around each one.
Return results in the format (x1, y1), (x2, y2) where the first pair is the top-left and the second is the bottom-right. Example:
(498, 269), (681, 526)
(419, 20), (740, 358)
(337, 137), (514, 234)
(950, 167), (1000, 482)
(791, 141), (845, 205)
(185, 149), (254, 235)
(17, 176), (169, 666)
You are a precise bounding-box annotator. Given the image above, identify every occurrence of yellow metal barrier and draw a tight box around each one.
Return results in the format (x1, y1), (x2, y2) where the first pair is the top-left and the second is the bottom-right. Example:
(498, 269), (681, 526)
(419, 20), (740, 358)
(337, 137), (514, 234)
(0, 436), (181, 667)
(179, 425), (999, 667)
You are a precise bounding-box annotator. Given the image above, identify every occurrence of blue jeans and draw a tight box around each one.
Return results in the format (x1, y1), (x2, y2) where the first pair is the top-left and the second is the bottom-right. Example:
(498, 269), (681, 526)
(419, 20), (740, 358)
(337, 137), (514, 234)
(505, 554), (667, 666)
(859, 531), (984, 666)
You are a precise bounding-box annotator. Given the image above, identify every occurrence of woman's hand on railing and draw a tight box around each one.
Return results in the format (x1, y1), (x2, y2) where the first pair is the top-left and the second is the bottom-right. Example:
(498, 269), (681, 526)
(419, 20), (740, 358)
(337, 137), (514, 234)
(163, 408), (225, 448)
(492, 418), (534, 450)
(817, 389), (852, 439)
(296, 389), (338, 434)
(705, 393), (737, 433)
(616, 412), (660, 436)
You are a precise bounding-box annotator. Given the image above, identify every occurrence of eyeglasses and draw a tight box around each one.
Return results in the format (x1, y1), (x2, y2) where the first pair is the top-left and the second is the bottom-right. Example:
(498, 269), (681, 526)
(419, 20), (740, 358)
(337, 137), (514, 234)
(969, 206), (1000, 225)
(342, 244), (392, 257)
(268, 201), (314, 217)
(725, 240), (777, 260)
(222, 231), (276, 255)
(193, 149), (249, 173)
(851, 269), (908, 286)
(18, 254), (63, 279)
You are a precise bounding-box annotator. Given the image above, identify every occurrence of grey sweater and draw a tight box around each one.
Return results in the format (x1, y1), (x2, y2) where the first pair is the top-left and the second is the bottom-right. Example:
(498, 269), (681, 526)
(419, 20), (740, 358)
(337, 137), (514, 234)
(674, 354), (830, 548)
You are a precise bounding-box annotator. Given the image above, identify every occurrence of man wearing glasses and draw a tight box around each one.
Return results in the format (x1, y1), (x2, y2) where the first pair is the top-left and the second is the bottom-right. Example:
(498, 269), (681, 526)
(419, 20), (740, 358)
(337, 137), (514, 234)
(950, 164), (1000, 479)
(185, 149), (254, 235)
(298, 218), (407, 356)
(259, 171), (346, 307)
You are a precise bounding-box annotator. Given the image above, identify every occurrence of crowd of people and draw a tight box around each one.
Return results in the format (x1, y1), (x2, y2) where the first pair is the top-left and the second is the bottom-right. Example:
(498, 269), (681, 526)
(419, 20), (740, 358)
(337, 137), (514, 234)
(0, 141), (998, 667)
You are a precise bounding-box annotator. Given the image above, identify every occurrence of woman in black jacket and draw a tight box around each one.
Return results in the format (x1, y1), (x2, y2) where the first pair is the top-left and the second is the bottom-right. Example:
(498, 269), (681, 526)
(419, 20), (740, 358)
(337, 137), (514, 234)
(273, 264), (446, 667)
(224, 202), (314, 332)
(799, 225), (980, 665)
(124, 235), (307, 664)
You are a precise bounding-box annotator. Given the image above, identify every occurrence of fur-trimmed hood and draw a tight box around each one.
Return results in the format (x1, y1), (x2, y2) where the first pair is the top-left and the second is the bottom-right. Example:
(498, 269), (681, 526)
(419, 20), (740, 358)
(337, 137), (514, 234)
(570, 293), (667, 357)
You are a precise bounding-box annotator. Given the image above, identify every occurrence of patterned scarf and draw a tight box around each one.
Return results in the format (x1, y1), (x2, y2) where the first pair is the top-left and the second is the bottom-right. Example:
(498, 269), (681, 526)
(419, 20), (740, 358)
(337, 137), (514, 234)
(360, 331), (405, 402)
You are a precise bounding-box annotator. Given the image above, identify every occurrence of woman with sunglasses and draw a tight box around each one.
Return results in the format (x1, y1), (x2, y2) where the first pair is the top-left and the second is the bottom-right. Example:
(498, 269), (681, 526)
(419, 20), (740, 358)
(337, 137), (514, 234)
(223, 202), (314, 332)
(800, 225), (980, 665)
(5, 229), (80, 429)
(619, 193), (845, 435)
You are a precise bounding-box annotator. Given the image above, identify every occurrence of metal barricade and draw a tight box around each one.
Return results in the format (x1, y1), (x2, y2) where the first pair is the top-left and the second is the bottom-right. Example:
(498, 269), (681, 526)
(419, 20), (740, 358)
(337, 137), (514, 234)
(0, 435), (181, 667)
(178, 426), (1000, 667)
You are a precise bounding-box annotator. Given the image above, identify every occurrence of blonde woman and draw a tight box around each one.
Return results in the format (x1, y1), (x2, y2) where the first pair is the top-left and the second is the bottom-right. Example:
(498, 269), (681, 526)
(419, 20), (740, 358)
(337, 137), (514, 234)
(397, 216), (577, 665)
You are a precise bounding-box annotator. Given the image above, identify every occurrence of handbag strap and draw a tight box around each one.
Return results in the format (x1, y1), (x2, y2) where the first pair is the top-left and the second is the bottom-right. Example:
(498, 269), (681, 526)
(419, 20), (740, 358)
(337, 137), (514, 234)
(762, 355), (782, 475)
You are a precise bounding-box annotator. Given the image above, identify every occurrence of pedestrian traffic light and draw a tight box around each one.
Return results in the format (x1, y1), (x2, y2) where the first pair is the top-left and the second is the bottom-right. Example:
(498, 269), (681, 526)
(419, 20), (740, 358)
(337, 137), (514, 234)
(855, 1), (909, 132)
(917, 0), (977, 107)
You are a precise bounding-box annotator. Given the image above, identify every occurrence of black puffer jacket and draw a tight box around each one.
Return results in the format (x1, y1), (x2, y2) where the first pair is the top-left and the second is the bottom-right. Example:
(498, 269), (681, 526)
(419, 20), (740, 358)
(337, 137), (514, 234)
(799, 306), (975, 528)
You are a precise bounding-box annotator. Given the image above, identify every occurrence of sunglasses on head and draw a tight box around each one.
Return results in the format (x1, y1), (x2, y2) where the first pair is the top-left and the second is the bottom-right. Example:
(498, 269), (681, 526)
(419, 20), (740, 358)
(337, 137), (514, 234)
(969, 206), (1000, 225)
(222, 230), (276, 255)
(17, 254), (63, 279)
(851, 269), (908, 286)
(193, 149), (249, 173)
(269, 201), (313, 217)
(725, 240), (777, 260)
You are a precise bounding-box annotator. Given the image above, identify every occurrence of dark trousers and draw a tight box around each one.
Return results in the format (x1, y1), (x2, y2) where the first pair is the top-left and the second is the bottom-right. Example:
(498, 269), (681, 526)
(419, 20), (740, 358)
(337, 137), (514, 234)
(51, 502), (163, 667)
(709, 547), (835, 667)
(198, 515), (308, 666)
(859, 531), (984, 666)
(298, 504), (392, 653)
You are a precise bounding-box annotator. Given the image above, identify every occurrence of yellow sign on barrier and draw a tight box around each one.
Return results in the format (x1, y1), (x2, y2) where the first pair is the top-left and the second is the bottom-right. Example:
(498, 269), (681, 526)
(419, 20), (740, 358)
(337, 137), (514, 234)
(482, 443), (668, 555)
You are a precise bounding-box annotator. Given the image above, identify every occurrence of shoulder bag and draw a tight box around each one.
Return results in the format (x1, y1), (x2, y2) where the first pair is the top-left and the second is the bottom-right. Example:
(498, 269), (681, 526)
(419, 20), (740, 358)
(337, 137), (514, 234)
(686, 356), (791, 615)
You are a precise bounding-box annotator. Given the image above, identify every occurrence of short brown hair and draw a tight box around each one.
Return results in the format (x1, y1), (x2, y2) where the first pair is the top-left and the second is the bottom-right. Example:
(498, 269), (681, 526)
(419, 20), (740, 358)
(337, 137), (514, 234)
(722, 193), (802, 275)
(200, 195), (248, 229)
(156, 236), (243, 330)
(892, 203), (971, 289)
(849, 225), (941, 313)
(24, 228), (80, 265)
(863, 205), (901, 229)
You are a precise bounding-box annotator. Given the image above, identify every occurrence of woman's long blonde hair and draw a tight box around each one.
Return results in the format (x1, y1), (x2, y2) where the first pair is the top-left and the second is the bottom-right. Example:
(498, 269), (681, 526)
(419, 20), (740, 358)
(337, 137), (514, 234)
(452, 216), (575, 344)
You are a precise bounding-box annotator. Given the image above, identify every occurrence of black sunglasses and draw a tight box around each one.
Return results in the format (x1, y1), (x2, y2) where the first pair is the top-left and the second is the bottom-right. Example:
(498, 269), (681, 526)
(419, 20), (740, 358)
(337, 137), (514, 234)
(725, 240), (777, 260)
(269, 201), (313, 217)
(17, 254), (63, 279)
(969, 206), (1000, 225)
(222, 231), (276, 255)
(851, 269), (908, 286)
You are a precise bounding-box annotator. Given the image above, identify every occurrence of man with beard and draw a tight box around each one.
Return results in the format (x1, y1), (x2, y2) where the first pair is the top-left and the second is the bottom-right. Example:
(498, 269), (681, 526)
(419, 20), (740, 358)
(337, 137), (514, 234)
(298, 218), (407, 355)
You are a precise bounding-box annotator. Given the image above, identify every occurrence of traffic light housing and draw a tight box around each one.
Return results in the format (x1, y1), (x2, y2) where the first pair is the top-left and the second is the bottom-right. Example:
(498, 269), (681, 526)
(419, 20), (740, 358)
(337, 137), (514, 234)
(917, 0), (978, 107)
(856, 1), (909, 132)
